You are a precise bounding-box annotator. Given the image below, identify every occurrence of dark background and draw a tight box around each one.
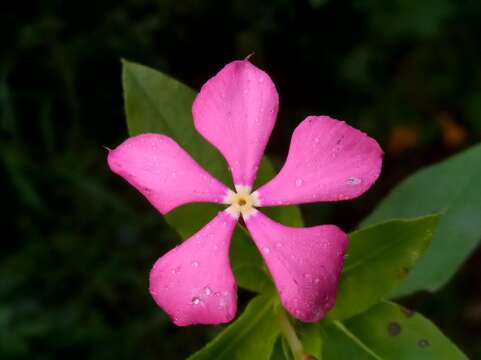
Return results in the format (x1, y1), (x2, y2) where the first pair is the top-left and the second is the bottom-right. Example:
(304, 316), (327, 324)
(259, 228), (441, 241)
(2, 0), (481, 358)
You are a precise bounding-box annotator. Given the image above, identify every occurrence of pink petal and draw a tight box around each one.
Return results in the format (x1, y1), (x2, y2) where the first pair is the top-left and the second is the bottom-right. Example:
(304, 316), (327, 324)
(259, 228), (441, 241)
(149, 210), (238, 326)
(192, 60), (279, 189)
(255, 116), (383, 206)
(107, 133), (230, 214)
(244, 210), (347, 322)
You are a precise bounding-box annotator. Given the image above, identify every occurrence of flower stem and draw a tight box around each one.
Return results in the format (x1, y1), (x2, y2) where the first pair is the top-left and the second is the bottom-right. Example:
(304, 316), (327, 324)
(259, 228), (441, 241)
(277, 308), (304, 360)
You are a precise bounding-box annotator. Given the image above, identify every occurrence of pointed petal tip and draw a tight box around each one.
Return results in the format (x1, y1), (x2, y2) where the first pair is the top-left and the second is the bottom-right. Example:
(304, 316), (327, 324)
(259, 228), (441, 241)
(245, 212), (347, 322)
(192, 60), (279, 187)
(256, 115), (383, 206)
(244, 52), (255, 61)
(106, 133), (230, 215)
(149, 212), (239, 326)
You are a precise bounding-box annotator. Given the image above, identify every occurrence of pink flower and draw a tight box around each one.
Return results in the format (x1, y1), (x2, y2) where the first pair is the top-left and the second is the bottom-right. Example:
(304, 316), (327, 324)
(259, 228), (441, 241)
(107, 60), (383, 326)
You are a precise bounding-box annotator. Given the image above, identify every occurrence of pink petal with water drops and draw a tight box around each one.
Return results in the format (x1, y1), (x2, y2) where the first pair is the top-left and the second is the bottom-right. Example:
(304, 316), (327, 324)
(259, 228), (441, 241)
(255, 116), (383, 206)
(192, 60), (279, 189)
(149, 210), (238, 326)
(244, 211), (347, 322)
(107, 133), (230, 215)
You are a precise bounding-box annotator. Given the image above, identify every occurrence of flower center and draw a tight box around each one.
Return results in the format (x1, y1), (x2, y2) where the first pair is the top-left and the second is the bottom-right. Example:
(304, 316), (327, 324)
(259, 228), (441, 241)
(223, 186), (260, 219)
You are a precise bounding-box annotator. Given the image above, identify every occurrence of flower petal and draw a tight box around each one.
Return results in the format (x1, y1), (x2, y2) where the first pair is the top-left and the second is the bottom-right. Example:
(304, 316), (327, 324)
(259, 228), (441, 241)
(108, 133), (230, 214)
(192, 60), (279, 189)
(149, 210), (238, 326)
(255, 116), (383, 206)
(244, 210), (347, 322)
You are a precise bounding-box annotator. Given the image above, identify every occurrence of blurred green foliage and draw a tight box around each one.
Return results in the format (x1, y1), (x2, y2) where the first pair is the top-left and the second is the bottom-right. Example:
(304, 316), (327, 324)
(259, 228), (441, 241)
(2, 0), (481, 358)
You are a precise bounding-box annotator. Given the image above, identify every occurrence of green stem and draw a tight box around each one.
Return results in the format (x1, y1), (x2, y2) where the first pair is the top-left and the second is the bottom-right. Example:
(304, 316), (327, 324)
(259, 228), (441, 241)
(277, 309), (304, 360)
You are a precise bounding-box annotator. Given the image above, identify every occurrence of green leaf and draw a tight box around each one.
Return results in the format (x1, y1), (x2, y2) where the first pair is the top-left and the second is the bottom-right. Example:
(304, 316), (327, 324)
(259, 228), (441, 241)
(230, 227), (273, 293)
(321, 321), (381, 360)
(188, 294), (280, 360)
(328, 215), (439, 321)
(322, 302), (467, 359)
(297, 322), (323, 359)
(270, 337), (291, 360)
(363, 143), (481, 296)
(122, 59), (302, 292)
(122, 59), (228, 181)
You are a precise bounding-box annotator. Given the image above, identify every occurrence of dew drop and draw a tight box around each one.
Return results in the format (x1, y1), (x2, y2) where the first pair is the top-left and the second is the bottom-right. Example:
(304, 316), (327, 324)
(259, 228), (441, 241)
(314, 137), (320, 143)
(313, 307), (324, 319)
(203, 287), (212, 296)
(191, 261), (200, 268)
(346, 176), (362, 185)
(263, 247), (271, 254)
(275, 242), (282, 248)
(418, 339), (430, 348)
(303, 273), (312, 281)
(295, 178), (304, 187)
(314, 277), (320, 284)
(192, 297), (201, 305)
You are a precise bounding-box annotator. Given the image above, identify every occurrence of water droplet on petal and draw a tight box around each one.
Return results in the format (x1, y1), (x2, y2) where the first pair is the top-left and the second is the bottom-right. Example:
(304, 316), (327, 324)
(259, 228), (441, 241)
(295, 178), (304, 187)
(346, 176), (362, 185)
(314, 278), (320, 284)
(191, 261), (200, 268)
(171, 266), (181, 275)
(263, 247), (271, 254)
(275, 242), (282, 248)
(313, 307), (323, 318)
(303, 273), (312, 281)
(192, 297), (201, 305)
(314, 137), (320, 143)
(203, 287), (212, 296)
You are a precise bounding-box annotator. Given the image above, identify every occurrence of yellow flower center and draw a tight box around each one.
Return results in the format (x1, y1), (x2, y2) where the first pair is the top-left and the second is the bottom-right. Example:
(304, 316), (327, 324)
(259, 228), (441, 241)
(223, 185), (260, 219)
